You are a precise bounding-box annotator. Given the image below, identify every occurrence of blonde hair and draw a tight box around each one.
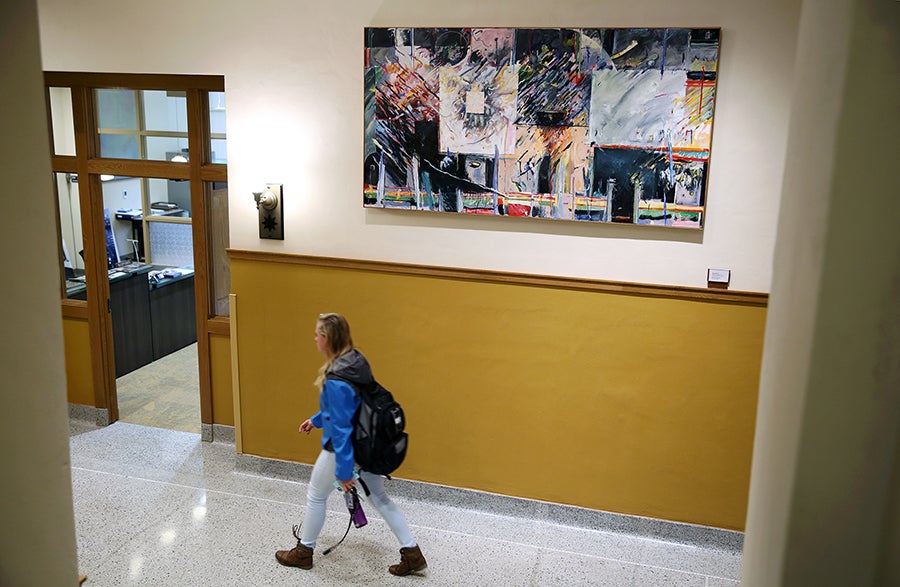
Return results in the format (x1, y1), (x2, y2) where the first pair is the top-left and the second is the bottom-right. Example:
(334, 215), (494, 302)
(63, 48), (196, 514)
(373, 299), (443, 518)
(313, 313), (354, 389)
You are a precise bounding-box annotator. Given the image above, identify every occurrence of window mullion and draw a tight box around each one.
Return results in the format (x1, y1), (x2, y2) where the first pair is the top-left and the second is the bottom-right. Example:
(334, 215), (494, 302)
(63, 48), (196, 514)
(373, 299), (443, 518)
(135, 90), (146, 160)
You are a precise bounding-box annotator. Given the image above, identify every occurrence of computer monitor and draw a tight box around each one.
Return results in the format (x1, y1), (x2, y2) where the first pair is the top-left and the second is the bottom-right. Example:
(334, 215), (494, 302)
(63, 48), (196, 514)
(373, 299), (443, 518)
(103, 208), (119, 269)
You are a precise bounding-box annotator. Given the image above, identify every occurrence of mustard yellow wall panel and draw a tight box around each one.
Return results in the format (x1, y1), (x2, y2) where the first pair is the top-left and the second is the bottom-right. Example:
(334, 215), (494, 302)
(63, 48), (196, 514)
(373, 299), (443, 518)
(209, 332), (234, 426)
(63, 316), (93, 406)
(231, 257), (765, 530)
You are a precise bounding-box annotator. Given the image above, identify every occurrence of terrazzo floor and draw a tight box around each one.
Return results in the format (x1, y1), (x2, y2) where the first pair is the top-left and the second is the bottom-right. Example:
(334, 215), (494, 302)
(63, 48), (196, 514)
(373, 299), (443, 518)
(69, 420), (743, 586)
(115, 343), (201, 434)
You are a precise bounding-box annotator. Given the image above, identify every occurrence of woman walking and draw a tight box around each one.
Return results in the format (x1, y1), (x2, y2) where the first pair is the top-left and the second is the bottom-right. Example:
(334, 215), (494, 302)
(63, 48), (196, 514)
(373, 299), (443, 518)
(275, 313), (427, 576)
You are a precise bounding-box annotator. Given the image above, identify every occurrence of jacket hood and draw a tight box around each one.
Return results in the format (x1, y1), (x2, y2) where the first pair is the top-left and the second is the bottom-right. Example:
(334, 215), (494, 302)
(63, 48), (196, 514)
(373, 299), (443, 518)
(327, 349), (373, 385)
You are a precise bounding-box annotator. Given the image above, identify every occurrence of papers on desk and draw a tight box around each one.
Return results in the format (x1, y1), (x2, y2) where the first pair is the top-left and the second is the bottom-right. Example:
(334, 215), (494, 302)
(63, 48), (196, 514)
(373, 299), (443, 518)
(153, 268), (188, 279)
(149, 268), (194, 284)
(115, 208), (142, 220)
(119, 262), (145, 272)
(115, 207), (183, 219)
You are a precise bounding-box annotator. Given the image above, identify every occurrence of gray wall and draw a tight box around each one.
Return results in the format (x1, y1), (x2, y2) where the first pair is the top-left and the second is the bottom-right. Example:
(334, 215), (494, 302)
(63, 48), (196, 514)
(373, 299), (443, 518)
(742, 0), (900, 584)
(0, 0), (79, 584)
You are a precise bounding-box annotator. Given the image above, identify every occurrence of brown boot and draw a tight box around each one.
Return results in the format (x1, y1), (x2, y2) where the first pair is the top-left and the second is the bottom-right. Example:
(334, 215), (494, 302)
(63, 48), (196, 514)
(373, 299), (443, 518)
(275, 543), (313, 569)
(275, 525), (313, 570)
(389, 544), (427, 576)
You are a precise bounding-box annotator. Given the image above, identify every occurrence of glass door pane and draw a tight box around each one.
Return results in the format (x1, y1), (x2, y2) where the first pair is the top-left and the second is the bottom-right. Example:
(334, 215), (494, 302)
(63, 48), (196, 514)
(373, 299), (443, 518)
(97, 89), (140, 159)
(102, 176), (144, 264)
(101, 176), (192, 264)
(143, 90), (190, 162)
(143, 90), (187, 132)
(148, 177), (192, 218)
(96, 89), (190, 161)
(208, 182), (229, 315)
(57, 172), (86, 299)
(49, 88), (76, 156)
(209, 92), (227, 163)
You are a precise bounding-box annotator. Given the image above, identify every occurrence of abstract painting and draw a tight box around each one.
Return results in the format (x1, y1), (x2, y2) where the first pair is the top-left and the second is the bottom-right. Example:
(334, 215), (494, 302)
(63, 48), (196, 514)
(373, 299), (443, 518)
(364, 28), (720, 229)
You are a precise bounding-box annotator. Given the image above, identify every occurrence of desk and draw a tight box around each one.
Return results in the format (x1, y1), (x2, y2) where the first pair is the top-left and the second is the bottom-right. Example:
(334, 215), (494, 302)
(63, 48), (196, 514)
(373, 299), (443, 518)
(65, 280), (87, 299)
(149, 269), (197, 359)
(67, 265), (196, 378)
(110, 267), (154, 377)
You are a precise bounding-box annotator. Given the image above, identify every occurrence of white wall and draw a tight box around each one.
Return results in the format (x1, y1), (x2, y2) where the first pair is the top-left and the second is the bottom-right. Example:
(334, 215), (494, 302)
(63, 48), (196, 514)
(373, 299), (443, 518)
(0, 0), (79, 584)
(36, 0), (802, 291)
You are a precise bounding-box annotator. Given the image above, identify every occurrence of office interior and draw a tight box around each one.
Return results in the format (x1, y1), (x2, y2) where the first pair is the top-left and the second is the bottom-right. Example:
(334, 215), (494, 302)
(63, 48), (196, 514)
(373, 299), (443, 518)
(3, 0), (898, 586)
(56, 88), (212, 380)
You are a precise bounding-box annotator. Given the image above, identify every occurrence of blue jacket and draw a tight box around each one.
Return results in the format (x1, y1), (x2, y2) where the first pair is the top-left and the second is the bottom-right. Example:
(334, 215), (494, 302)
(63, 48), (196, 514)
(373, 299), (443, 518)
(309, 349), (371, 481)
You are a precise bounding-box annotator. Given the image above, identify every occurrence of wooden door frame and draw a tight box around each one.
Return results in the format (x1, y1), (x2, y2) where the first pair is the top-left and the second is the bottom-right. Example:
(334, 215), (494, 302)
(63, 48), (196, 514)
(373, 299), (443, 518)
(47, 71), (226, 428)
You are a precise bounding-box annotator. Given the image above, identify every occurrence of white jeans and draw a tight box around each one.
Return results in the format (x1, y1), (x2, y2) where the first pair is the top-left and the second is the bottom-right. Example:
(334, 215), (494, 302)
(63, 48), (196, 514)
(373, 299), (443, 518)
(300, 449), (416, 550)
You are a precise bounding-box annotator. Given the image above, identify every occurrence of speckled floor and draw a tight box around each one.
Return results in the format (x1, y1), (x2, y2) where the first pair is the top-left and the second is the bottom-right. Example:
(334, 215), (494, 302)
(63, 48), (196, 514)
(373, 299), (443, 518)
(115, 343), (200, 434)
(69, 420), (743, 586)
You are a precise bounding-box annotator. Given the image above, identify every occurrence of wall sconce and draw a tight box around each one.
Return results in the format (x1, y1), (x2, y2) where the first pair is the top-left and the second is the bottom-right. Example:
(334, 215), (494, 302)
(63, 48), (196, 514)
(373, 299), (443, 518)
(253, 184), (284, 240)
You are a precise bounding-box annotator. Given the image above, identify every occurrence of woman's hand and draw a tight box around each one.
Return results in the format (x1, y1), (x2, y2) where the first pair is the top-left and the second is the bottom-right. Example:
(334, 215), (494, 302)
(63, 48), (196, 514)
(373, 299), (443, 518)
(298, 419), (314, 434)
(338, 477), (356, 493)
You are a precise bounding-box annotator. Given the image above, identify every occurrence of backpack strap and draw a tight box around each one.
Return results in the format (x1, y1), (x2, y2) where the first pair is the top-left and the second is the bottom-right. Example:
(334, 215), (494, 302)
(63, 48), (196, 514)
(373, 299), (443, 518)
(325, 374), (377, 397)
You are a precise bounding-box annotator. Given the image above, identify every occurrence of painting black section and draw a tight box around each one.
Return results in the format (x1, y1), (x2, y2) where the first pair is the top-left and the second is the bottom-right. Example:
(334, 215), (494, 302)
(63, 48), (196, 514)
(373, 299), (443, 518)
(413, 121), (440, 167)
(690, 29), (720, 45)
(687, 71), (717, 81)
(366, 28), (395, 48)
(611, 28), (693, 70)
(515, 28), (590, 126)
(412, 28), (436, 50)
(432, 28), (469, 66)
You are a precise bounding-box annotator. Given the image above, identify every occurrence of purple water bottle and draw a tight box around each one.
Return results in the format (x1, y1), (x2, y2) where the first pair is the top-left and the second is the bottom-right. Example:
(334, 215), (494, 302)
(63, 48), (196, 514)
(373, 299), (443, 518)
(350, 489), (368, 528)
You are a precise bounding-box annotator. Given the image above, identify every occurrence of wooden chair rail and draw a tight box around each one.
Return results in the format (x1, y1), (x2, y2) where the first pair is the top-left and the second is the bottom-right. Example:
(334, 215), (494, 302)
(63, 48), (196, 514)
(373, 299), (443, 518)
(227, 249), (768, 306)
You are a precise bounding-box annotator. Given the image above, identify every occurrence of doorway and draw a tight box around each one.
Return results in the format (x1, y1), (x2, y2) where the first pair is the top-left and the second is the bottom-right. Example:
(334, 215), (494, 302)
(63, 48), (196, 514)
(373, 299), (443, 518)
(48, 73), (229, 434)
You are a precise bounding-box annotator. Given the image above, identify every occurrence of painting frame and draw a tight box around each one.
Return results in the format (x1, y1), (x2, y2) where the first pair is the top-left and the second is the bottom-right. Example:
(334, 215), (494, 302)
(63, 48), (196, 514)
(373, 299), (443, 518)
(364, 27), (721, 229)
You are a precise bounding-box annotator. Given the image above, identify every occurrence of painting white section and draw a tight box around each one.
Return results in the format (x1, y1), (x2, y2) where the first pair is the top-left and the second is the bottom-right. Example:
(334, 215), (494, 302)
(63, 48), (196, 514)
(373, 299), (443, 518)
(36, 0), (802, 291)
(465, 89), (485, 115)
(589, 69), (688, 148)
(439, 65), (518, 155)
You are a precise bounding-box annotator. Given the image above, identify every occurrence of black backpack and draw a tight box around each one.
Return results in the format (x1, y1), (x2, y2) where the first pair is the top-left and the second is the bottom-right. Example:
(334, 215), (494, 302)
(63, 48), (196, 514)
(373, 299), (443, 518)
(329, 376), (408, 476)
